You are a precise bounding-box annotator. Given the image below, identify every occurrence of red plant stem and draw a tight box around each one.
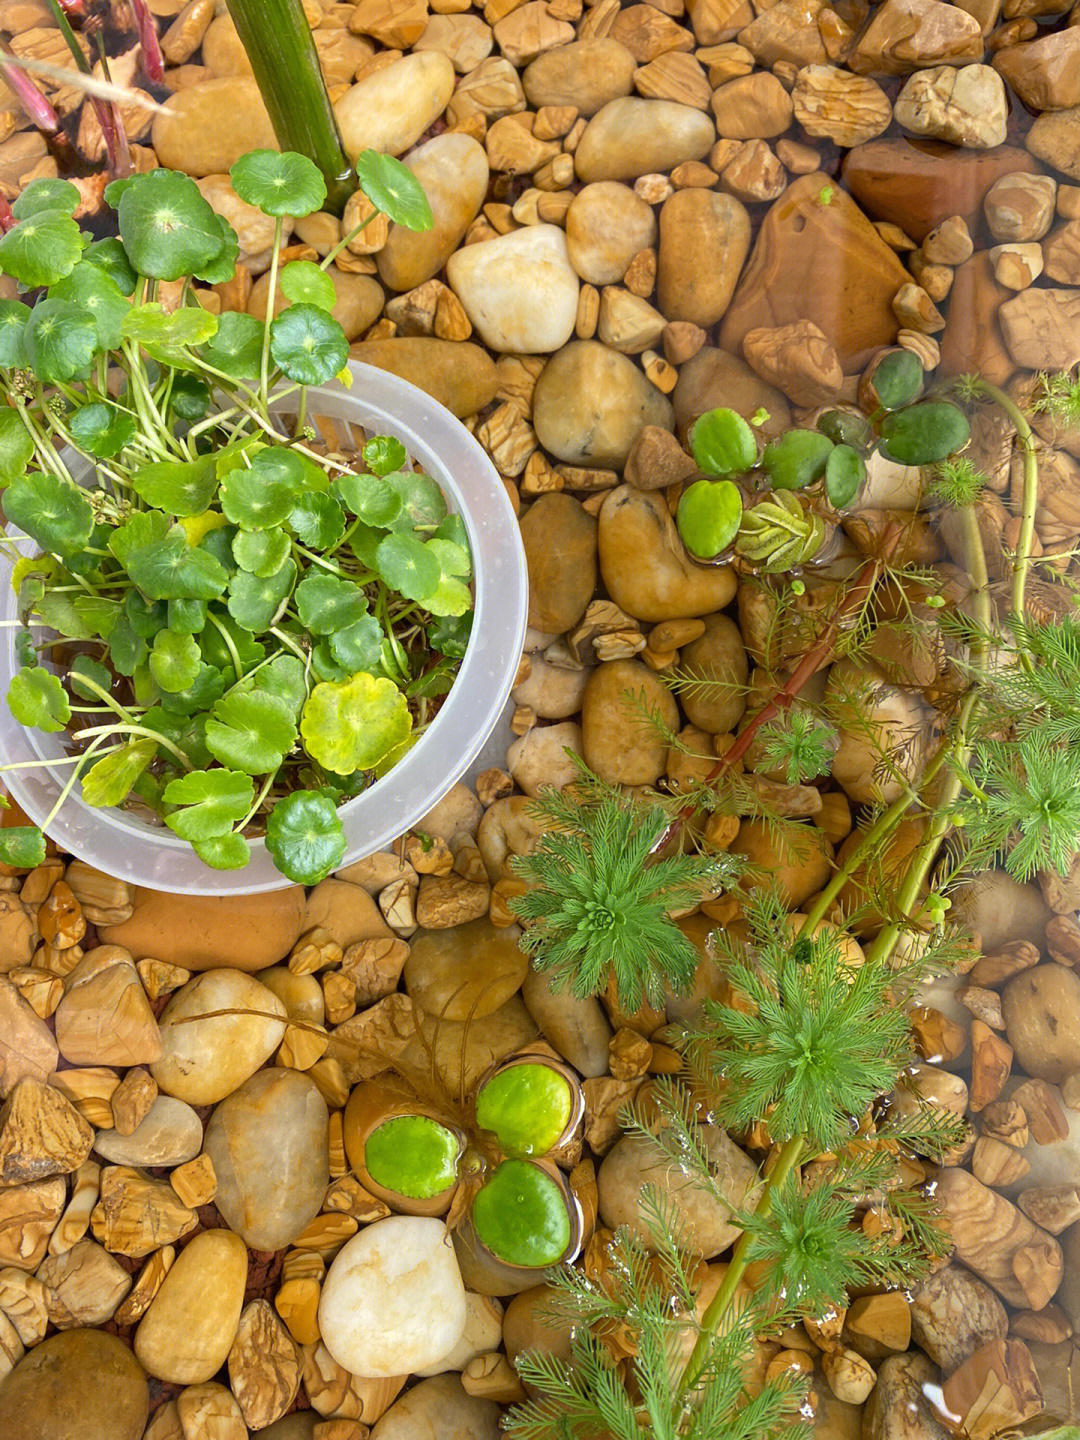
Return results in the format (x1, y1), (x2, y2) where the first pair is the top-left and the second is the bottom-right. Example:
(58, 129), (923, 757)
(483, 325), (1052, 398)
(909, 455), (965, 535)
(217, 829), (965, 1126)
(0, 194), (15, 233)
(130, 0), (165, 84)
(0, 47), (62, 137)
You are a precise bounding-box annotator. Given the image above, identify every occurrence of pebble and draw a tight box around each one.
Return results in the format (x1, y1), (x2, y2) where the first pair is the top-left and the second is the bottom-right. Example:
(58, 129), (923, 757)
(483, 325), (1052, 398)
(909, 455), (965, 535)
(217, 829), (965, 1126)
(508, 721), (584, 797)
(521, 967), (613, 1078)
(446, 225), (579, 355)
(512, 653), (590, 719)
(421, 994), (539, 1093)
(377, 134), (489, 293)
(371, 1373), (503, 1439)
(151, 969), (287, 1105)
(937, 251), (1016, 388)
(598, 1126), (757, 1257)
(848, 0), (983, 74)
(893, 64), (1008, 149)
(520, 492), (598, 635)
(711, 72), (793, 140)
(657, 188), (750, 327)
(0, 977), (57, 1098)
(999, 287), (1080, 371)
(719, 172), (911, 371)
(1026, 107), (1080, 183)
(565, 183), (658, 287)
(1002, 966), (1080, 1084)
(909, 1264), (1008, 1372)
(93, 1096), (203, 1168)
(304, 878), (394, 950)
(38, 1237), (131, 1328)
(0, 895), (34, 971)
(418, 783), (486, 843)
(334, 52), (456, 159)
(350, 338), (499, 417)
(134, 1229), (248, 1385)
(598, 485), (738, 622)
(0, 1177), (66, 1271)
(994, 27), (1080, 113)
(100, 886), (305, 972)
(203, 1069), (329, 1252)
(863, 1353), (951, 1440)
(984, 173), (1057, 243)
(404, 917), (528, 1020)
(0, 1328), (148, 1440)
(575, 98), (715, 183)
(521, 38), (637, 116)
(319, 1216), (467, 1377)
(953, 870), (1053, 955)
(532, 341), (674, 469)
(195, 174), (277, 272)
(678, 614), (749, 734)
(151, 77), (276, 175)
(672, 345), (791, 444)
(256, 966), (325, 1027)
(581, 658), (680, 786)
(730, 820), (834, 908)
(53, 948), (161, 1068)
(0, 1078), (93, 1187)
(413, 1292), (503, 1376)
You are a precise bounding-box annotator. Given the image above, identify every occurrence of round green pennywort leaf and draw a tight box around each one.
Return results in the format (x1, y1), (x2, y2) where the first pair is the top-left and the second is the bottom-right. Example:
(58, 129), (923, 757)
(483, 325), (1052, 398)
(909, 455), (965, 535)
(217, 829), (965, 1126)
(68, 655), (111, 701)
(226, 559), (297, 632)
(81, 237), (137, 295)
(0, 209), (84, 287)
(233, 528), (292, 577)
(150, 629), (202, 693)
(170, 374), (211, 423)
(234, 654), (309, 720)
(332, 472), (402, 528)
(0, 299), (28, 368)
(205, 690), (298, 776)
(265, 788), (346, 885)
(689, 407), (757, 477)
(230, 150), (327, 218)
(475, 1063), (573, 1158)
(117, 170), (226, 281)
(471, 1160), (572, 1268)
(375, 533), (441, 602)
(126, 529), (230, 601)
(355, 150), (433, 231)
(199, 311), (263, 379)
(300, 671), (412, 775)
(220, 447), (304, 530)
(12, 178), (79, 219)
(825, 444), (866, 510)
(80, 737), (158, 808)
(3, 472), (94, 558)
(131, 455), (218, 517)
(163, 767), (254, 841)
(270, 303), (349, 387)
(192, 831), (252, 870)
(363, 435), (407, 476)
(51, 263), (130, 351)
(8, 667), (71, 732)
(364, 1116), (461, 1199)
(0, 407), (34, 480)
(0, 827), (46, 868)
(328, 615), (383, 673)
(878, 402), (971, 466)
(280, 260), (336, 311)
(70, 403), (137, 459)
(24, 299), (98, 384)
(294, 572), (368, 634)
(288, 492), (346, 550)
(762, 430), (834, 491)
(676, 479), (743, 560)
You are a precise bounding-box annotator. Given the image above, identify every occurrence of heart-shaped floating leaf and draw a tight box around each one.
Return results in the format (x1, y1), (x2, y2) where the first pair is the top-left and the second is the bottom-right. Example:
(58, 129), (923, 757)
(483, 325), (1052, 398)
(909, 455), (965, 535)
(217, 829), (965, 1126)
(4, 471), (94, 558)
(363, 435), (408, 477)
(295, 572), (368, 635)
(332, 472), (402, 527)
(127, 527), (230, 602)
(159, 661), (225, 717)
(825, 444), (866, 510)
(355, 150), (433, 231)
(0, 827), (45, 868)
(0, 299), (28, 368)
(475, 1063), (573, 1158)
(150, 628), (202, 693)
(163, 767), (255, 841)
(81, 237), (137, 296)
(68, 655), (112, 702)
(205, 690), (298, 775)
(0, 209), (84, 287)
(12, 178), (79, 220)
(234, 653), (309, 720)
(193, 831), (252, 869)
(51, 262), (131, 352)
(231, 149), (327, 218)
(676, 479), (743, 561)
(328, 614), (383, 673)
(878, 402), (971, 466)
(301, 670), (411, 774)
(123, 302), (218, 361)
(375, 533), (441, 602)
(199, 311), (263, 379)
(69, 403), (137, 459)
(80, 737), (158, 808)
(280, 259), (336, 311)
(762, 430), (834, 491)
(220, 447), (304, 530)
(117, 170), (226, 281)
(471, 1159), (571, 1268)
(289, 492), (346, 550)
(689, 407), (757, 477)
(265, 788), (346, 885)
(24, 299), (98, 384)
(131, 454), (219, 516)
(8, 667), (71, 732)
(364, 1115), (461, 1200)
(0, 408), (33, 481)
(226, 558), (297, 633)
(233, 528), (292, 577)
(270, 303), (349, 387)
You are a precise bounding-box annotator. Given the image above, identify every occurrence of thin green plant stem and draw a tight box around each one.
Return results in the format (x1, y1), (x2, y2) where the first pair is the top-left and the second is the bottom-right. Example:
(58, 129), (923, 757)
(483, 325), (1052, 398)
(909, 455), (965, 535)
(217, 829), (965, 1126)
(970, 379), (1037, 620)
(680, 1133), (806, 1393)
(320, 211), (377, 271)
(261, 216), (284, 404)
(76, 722), (193, 769)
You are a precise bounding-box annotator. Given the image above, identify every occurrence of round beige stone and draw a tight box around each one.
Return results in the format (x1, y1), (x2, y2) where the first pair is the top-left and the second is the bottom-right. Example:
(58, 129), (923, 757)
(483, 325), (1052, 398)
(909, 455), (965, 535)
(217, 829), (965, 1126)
(99, 886), (306, 972)
(446, 225), (580, 355)
(533, 341), (674, 470)
(151, 970), (287, 1106)
(303, 878), (395, 949)
(566, 183), (657, 286)
(0, 1329), (147, 1440)
(200, 14), (253, 75)
(520, 492), (598, 636)
(195, 174), (278, 272)
(404, 916), (529, 1020)
(657, 189), (751, 326)
(1002, 966), (1080, 1084)
(582, 659), (679, 786)
(335, 52), (456, 159)
(575, 98), (715, 183)
(134, 1230), (247, 1384)
(349, 339), (498, 418)
(378, 134), (489, 293)
(371, 1373), (503, 1439)
(677, 614), (749, 734)
(152, 78), (275, 176)
(522, 38), (636, 116)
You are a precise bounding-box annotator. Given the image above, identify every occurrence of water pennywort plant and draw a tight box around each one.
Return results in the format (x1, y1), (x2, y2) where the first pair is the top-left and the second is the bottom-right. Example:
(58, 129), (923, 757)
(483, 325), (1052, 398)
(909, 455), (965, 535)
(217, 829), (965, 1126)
(0, 146), (484, 885)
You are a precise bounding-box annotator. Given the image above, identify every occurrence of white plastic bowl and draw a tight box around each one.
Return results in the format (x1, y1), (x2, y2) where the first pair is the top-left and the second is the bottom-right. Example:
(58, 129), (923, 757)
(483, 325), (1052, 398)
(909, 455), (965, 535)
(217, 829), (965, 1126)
(0, 362), (528, 894)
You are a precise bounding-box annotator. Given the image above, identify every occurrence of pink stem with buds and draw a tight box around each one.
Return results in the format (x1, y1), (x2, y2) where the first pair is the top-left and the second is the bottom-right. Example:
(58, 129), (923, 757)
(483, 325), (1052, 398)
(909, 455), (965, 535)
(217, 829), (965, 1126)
(129, 0), (164, 84)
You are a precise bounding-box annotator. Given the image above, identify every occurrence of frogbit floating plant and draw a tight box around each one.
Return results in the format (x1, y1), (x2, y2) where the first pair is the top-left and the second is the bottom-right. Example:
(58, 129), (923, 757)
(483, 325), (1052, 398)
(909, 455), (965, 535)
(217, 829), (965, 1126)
(0, 147), (488, 886)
